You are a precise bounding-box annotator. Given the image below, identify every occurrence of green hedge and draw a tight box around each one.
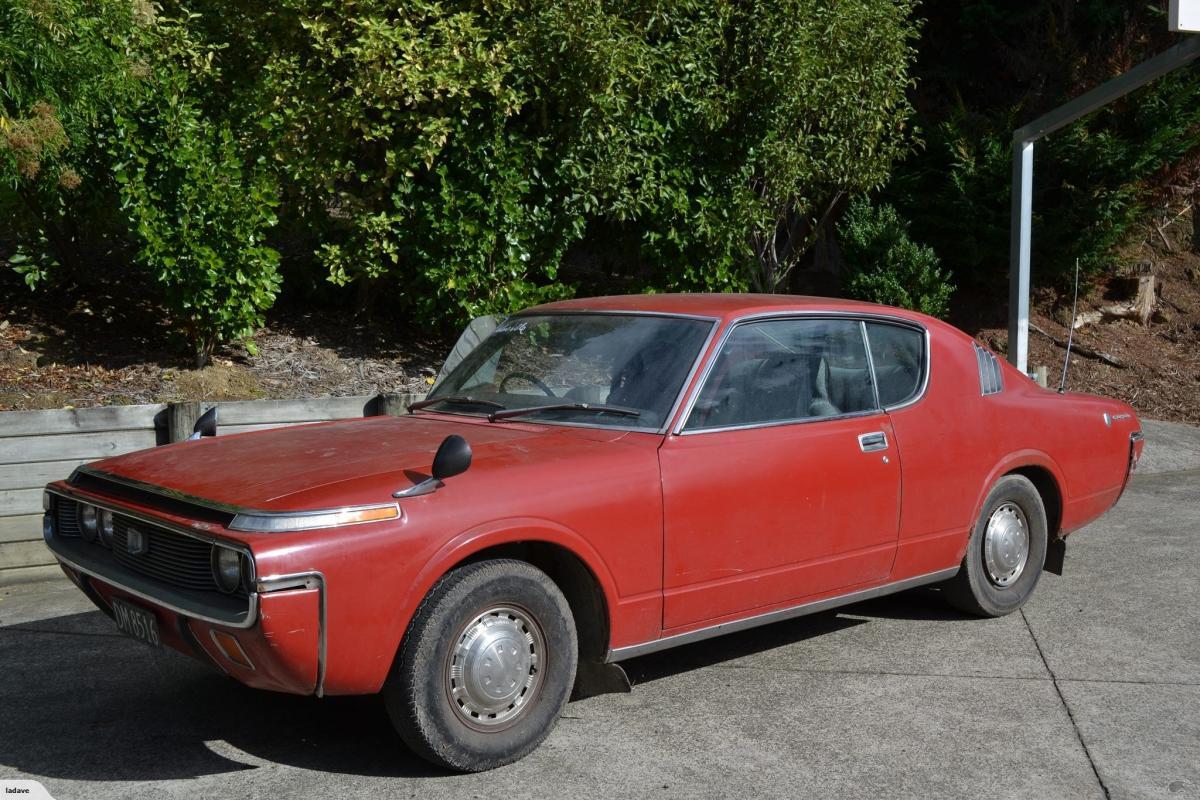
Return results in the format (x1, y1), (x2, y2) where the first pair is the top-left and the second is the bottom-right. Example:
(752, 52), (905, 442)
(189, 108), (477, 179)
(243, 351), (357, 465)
(3, 0), (919, 361)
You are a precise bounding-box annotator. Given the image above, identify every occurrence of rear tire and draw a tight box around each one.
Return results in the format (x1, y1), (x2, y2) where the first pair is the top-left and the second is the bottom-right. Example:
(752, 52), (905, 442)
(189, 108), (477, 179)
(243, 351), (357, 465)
(944, 475), (1048, 617)
(383, 559), (578, 772)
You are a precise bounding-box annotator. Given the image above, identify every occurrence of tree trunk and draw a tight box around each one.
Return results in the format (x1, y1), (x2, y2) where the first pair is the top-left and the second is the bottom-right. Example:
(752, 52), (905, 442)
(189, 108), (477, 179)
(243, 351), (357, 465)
(1193, 190), (1200, 254)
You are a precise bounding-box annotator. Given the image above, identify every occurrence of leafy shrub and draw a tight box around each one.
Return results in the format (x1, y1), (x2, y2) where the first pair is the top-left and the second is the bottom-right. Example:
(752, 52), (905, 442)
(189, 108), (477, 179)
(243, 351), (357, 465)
(838, 197), (954, 318)
(205, 0), (919, 320)
(108, 13), (281, 366)
(1, 0), (279, 364)
(4, 0), (921, 355)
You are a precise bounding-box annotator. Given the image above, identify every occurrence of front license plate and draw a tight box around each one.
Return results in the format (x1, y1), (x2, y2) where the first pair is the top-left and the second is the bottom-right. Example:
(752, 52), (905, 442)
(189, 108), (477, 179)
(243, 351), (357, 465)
(111, 597), (161, 648)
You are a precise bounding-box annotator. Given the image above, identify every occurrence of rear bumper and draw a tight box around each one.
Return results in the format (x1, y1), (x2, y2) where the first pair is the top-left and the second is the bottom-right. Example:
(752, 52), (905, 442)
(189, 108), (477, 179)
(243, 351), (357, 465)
(57, 560), (326, 697)
(1116, 430), (1145, 505)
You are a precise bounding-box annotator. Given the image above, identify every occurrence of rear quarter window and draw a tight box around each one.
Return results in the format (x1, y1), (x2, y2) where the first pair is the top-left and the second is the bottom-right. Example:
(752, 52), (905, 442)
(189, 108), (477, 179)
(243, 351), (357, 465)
(865, 322), (925, 407)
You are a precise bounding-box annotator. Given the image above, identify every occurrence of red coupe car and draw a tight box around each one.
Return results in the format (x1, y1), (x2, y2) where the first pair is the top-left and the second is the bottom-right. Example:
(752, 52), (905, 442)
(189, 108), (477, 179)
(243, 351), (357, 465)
(42, 294), (1143, 771)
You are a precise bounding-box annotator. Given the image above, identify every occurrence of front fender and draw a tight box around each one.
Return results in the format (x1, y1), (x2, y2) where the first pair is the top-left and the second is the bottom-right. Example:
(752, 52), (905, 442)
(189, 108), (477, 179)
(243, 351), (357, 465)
(376, 517), (626, 686)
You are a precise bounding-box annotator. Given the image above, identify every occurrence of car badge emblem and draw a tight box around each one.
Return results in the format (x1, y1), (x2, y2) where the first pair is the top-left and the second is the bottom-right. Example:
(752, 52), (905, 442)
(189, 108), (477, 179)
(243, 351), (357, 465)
(126, 527), (148, 555)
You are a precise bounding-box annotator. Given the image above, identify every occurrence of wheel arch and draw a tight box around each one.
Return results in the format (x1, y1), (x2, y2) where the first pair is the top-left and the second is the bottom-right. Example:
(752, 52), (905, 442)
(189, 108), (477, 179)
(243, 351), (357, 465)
(449, 540), (611, 665)
(386, 519), (619, 687)
(970, 450), (1067, 542)
(1005, 464), (1064, 539)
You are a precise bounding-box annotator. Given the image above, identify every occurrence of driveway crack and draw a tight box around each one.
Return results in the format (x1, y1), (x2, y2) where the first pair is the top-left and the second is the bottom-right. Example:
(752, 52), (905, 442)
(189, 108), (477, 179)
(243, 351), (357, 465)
(1021, 607), (1111, 800)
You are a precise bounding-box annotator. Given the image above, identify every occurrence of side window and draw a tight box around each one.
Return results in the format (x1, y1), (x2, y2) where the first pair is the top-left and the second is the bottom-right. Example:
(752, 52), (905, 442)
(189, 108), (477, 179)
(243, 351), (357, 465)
(686, 319), (876, 431)
(865, 322), (925, 407)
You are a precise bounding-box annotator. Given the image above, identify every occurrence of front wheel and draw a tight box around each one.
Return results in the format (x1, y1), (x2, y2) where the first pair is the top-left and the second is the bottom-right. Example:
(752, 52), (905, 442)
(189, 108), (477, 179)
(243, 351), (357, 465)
(944, 474), (1048, 617)
(383, 559), (578, 771)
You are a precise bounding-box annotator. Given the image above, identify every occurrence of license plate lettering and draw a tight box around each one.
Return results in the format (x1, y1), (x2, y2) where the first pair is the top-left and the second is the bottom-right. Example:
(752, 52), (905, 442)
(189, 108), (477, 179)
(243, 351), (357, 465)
(112, 598), (161, 648)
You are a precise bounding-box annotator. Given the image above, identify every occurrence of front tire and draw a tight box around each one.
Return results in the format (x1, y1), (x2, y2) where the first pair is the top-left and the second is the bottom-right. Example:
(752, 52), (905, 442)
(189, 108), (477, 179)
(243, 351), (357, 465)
(384, 559), (578, 772)
(944, 474), (1048, 617)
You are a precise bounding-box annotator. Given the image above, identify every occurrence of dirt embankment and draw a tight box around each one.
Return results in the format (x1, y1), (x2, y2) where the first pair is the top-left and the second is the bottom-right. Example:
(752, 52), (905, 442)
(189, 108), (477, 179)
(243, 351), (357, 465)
(971, 237), (1200, 425)
(0, 285), (446, 410)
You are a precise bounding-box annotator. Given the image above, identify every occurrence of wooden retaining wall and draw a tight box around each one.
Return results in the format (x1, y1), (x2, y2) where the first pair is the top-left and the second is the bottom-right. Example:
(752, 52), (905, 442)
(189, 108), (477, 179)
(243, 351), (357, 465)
(0, 393), (425, 579)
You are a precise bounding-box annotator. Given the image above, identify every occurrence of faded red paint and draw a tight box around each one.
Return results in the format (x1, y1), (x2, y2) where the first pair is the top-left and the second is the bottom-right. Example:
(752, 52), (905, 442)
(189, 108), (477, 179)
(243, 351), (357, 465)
(47, 294), (1141, 696)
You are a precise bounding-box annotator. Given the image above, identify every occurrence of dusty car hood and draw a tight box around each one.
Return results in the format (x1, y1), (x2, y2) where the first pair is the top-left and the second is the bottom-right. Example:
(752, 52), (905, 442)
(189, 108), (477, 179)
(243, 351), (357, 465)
(79, 414), (631, 513)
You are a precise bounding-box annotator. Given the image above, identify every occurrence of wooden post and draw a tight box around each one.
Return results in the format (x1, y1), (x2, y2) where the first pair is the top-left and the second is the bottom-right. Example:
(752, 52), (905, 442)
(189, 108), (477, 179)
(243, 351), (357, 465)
(166, 401), (202, 443)
(373, 393), (409, 417)
(1033, 365), (1049, 388)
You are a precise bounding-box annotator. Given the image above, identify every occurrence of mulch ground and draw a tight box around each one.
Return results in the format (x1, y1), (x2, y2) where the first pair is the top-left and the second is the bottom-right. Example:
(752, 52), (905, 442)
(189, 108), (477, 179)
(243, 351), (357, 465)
(3, 244), (1199, 423)
(0, 276), (448, 410)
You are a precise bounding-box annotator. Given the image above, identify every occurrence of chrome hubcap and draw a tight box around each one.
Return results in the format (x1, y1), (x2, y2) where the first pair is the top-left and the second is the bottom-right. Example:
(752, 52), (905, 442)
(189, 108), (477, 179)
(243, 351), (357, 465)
(983, 502), (1029, 588)
(446, 605), (544, 728)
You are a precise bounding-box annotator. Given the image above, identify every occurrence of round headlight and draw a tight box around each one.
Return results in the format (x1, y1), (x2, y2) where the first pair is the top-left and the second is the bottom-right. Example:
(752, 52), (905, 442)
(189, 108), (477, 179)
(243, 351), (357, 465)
(80, 504), (99, 542)
(98, 509), (115, 547)
(43, 492), (51, 512)
(211, 546), (242, 594)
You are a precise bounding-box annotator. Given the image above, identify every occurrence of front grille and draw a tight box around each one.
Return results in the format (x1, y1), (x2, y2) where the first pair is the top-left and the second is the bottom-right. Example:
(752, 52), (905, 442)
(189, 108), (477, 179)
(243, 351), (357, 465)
(55, 499), (81, 537)
(110, 516), (228, 594)
(53, 498), (246, 599)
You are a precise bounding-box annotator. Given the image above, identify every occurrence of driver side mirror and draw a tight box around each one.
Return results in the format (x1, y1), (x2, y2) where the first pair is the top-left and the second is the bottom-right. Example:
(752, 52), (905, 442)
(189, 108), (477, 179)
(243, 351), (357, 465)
(432, 435), (472, 481)
(394, 435), (472, 498)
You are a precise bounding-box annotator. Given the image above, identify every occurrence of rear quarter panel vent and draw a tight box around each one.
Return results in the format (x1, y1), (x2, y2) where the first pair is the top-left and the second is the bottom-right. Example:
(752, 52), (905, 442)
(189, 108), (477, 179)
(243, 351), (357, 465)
(973, 343), (1004, 396)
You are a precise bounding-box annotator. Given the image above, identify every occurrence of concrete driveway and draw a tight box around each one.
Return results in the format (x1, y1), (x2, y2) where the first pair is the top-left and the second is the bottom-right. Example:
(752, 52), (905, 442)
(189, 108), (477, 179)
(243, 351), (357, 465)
(2, 421), (1198, 800)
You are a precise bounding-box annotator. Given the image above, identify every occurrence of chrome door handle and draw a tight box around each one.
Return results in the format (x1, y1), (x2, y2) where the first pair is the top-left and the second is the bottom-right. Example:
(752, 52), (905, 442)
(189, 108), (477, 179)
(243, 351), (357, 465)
(858, 431), (888, 453)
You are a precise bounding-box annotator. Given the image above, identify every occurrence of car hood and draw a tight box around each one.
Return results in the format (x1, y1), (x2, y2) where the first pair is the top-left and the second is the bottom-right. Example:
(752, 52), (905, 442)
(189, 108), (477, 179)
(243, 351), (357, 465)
(80, 414), (632, 513)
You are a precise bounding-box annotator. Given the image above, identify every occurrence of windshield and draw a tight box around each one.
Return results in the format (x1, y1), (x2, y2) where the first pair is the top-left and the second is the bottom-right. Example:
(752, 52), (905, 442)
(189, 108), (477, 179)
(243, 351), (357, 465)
(426, 313), (713, 430)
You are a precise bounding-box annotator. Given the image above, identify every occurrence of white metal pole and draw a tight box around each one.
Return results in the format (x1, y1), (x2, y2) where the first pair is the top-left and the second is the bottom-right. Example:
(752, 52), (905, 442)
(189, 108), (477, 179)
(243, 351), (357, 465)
(1006, 37), (1200, 375)
(1007, 139), (1034, 373)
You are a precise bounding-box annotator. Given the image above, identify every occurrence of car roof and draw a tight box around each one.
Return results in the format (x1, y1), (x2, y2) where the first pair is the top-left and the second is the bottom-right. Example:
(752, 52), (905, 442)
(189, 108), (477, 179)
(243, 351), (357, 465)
(526, 293), (931, 325)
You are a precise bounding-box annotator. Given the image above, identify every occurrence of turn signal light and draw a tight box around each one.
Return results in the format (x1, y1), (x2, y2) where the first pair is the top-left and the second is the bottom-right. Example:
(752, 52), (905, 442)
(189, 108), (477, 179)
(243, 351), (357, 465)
(210, 630), (255, 670)
(229, 503), (401, 532)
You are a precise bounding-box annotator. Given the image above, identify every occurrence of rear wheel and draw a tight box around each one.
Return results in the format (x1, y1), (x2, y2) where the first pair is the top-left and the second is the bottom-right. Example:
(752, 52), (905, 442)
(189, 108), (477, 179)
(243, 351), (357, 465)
(384, 559), (578, 771)
(944, 474), (1048, 617)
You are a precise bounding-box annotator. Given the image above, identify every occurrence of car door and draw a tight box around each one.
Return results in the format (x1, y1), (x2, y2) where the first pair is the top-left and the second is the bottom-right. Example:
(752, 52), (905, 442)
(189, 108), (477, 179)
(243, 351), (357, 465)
(658, 317), (901, 630)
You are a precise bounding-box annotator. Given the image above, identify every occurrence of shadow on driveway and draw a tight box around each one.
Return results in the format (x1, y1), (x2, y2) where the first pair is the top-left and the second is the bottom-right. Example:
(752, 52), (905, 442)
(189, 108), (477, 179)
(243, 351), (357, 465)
(0, 610), (442, 782)
(0, 586), (966, 784)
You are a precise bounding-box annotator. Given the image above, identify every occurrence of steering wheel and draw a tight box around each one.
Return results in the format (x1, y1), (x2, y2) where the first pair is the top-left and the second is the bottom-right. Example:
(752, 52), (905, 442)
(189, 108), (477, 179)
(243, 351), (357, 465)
(499, 371), (557, 397)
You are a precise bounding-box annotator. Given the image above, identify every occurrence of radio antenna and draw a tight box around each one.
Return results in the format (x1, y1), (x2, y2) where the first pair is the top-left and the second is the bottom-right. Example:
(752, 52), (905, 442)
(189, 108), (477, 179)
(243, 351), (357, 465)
(1058, 258), (1080, 394)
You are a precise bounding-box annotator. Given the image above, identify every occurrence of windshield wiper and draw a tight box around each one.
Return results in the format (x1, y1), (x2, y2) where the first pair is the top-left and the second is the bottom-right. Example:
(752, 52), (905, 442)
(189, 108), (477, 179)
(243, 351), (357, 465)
(487, 403), (642, 422)
(408, 395), (506, 413)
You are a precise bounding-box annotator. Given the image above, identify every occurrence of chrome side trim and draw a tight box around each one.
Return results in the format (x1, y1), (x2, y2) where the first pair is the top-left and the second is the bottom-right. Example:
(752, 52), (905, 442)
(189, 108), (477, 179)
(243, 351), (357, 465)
(672, 408), (885, 437)
(672, 311), (932, 435)
(49, 549), (259, 630)
(604, 567), (959, 662)
(258, 571), (328, 697)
